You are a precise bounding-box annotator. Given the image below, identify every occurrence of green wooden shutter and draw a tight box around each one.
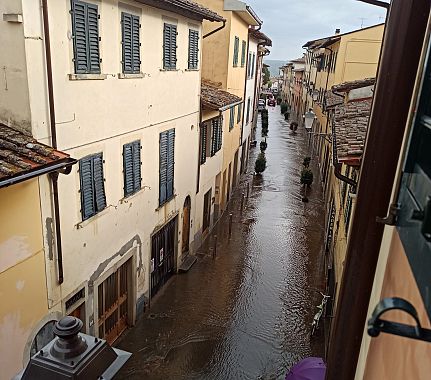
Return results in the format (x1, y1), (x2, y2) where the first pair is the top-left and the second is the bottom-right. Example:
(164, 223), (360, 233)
(132, 140), (141, 192)
(241, 40), (246, 67)
(93, 153), (106, 211)
(251, 53), (255, 78)
(210, 120), (217, 156)
(86, 3), (100, 73)
(246, 97), (251, 123)
(200, 123), (207, 164)
(233, 36), (239, 67)
(166, 129), (175, 200)
(122, 13), (133, 73)
(163, 23), (177, 69)
(229, 107), (235, 130)
(122, 13), (140, 74)
(237, 103), (242, 123)
(188, 29), (199, 69)
(159, 132), (168, 204)
(79, 157), (95, 220)
(123, 143), (134, 196)
(217, 117), (223, 151)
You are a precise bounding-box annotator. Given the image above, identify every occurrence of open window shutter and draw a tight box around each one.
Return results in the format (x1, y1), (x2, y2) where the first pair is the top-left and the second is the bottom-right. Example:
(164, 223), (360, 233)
(123, 143), (134, 196)
(188, 29), (199, 69)
(229, 107), (235, 130)
(121, 13), (133, 73)
(131, 15), (140, 73)
(217, 117), (223, 151)
(211, 119), (218, 156)
(86, 3), (100, 73)
(166, 129), (175, 199)
(71, 0), (88, 73)
(132, 140), (141, 192)
(241, 41), (246, 67)
(171, 25), (177, 69)
(159, 132), (168, 204)
(237, 103), (242, 123)
(79, 157), (95, 220)
(200, 124), (207, 164)
(93, 153), (106, 211)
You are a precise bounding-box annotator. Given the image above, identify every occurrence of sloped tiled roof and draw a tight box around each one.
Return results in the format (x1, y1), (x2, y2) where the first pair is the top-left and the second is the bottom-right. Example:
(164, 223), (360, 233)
(332, 77), (376, 93)
(249, 29), (272, 46)
(137, 0), (224, 22)
(201, 80), (242, 110)
(0, 124), (76, 187)
(324, 91), (344, 109)
(333, 98), (372, 165)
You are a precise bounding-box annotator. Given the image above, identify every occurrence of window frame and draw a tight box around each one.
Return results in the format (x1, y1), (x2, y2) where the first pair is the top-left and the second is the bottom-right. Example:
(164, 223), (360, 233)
(121, 12), (141, 74)
(241, 40), (247, 67)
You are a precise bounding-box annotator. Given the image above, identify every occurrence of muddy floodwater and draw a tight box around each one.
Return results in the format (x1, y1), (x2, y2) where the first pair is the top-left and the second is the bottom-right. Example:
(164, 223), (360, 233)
(116, 106), (326, 379)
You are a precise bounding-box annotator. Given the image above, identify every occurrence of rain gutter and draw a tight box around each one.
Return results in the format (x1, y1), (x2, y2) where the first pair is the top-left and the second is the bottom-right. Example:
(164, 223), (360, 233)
(203, 20), (226, 39)
(219, 100), (243, 112)
(355, 0), (390, 9)
(326, 0), (429, 378)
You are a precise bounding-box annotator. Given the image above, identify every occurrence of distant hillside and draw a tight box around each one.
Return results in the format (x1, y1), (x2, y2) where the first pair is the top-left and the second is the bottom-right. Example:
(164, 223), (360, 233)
(264, 59), (287, 77)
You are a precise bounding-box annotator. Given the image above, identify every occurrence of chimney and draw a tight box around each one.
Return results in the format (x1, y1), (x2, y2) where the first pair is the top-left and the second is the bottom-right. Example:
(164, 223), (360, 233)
(335, 28), (341, 35)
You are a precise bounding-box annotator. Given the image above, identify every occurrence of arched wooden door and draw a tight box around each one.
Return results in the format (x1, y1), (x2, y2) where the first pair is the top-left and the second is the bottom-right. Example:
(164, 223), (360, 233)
(182, 196), (191, 255)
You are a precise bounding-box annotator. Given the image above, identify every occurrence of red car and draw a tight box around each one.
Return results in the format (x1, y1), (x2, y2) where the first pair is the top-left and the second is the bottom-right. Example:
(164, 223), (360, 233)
(267, 98), (276, 107)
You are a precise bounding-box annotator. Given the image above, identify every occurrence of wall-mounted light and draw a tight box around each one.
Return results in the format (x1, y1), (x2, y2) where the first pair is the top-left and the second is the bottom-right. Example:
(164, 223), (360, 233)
(368, 297), (431, 343)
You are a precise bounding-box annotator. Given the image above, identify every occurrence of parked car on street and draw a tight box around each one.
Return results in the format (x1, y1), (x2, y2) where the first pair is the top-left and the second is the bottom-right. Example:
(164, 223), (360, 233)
(258, 99), (266, 112)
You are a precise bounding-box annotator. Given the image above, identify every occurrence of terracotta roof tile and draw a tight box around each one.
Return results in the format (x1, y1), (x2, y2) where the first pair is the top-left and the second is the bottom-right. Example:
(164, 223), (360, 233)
(201, 80), (242, 110)
(324, 91), (344, 109)
(249, 29), (272, 46)
(0, 124), (75, 187)
(333, 99), (372, 163)
(332, 77), (375, 93)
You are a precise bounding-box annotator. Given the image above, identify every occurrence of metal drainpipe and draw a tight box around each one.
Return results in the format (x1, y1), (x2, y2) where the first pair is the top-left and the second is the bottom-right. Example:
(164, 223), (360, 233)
(203, 20), (226, 39)
(42, 0), (64, 284)
(326, 0), (429, 377)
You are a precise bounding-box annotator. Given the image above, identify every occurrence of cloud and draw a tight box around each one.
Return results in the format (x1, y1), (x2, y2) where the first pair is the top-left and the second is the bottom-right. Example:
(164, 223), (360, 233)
(246, 0), (386, 60)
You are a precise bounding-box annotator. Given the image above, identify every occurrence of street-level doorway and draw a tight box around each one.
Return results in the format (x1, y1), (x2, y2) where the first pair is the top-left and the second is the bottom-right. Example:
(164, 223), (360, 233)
(151, 217), (177, 298)
(181, 196), (191, 256)
(97, 258), (133, 344)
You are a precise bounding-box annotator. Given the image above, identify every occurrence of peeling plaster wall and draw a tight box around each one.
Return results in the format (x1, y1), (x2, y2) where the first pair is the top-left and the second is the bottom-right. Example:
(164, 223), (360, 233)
(0, 0), (32, 132)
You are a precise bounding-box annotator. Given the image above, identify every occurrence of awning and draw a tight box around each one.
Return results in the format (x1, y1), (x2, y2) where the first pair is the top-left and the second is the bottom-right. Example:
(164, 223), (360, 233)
(0, 124), (77, 188)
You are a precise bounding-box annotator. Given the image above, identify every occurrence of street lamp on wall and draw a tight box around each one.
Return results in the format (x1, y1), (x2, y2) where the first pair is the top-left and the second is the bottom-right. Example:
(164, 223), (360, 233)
(303, 109), (316, 131)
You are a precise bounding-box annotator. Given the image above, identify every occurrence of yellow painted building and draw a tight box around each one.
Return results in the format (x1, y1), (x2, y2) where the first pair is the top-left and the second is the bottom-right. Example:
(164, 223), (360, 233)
(301, 25), (384, 312)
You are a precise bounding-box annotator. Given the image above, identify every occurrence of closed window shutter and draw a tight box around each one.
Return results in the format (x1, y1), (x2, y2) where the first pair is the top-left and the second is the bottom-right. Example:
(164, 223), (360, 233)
(164, 23), (177, 69)
(132, 141), (141, 192)
(241, 41), (246, 67)
(211, 120), (217, 156)
(237, 103), (242, 123)
(131, 15), (140, 73)
(86, 3), (100, 73)
(233, 37), (239, 66)
(251, 53), (255, 78)
(123, 143), (134, 196)
(93, 153), (106, 211)
(122, 13), (133, 73)
(229, 107), (235, 130)
(71, 1), (88, 73)
(246, 98), (251, 123)
(200, 123), (207, 164)
(217, 117), (222, 151)
(79, 157), (95, 220)
(159, 131), (168, 204)
(188, 29), (199, 69)
(166, 129), (175, 200)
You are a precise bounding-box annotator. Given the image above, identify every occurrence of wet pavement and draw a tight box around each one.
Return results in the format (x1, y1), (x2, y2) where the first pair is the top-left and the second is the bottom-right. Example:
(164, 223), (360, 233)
(116, 106), (326, 380)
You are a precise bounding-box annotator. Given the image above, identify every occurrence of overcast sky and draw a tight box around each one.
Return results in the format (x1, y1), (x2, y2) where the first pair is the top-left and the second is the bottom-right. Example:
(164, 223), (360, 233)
(246, 0), (386, 61)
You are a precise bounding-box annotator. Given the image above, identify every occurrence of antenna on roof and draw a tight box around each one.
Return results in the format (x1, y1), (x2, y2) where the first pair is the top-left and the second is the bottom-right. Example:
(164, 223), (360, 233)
(359, 17), (367, 28)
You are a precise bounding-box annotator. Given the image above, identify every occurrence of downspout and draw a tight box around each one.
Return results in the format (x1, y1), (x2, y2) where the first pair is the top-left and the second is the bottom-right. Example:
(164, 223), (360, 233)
(42, 0), (64, 284)
(326, 0), (429, 378)
(203, 20), (226, 39)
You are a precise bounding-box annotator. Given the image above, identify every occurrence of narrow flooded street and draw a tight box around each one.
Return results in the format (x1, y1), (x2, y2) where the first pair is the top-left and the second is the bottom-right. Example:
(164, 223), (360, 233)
(116, 106), (326, 379)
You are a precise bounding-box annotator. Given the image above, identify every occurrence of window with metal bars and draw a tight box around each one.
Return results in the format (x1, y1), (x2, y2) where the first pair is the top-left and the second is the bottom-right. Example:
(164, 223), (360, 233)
(163, 23), (177, 70)
(159, 129), (175, 205)
(123, 141), (141, 197)
(233, 36), (239, 67)
(210, 117), (222, 156)
(71, 0), (101, 74)
(241, 40), (246, 67)
(188, 29), (199, 69)
(121, 12), (141, 74)
(79, 153), (106, 220)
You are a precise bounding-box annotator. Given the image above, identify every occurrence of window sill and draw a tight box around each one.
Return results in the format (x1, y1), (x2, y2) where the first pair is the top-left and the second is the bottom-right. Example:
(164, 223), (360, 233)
(75, 206), (110, 229)
(119, 187), (147, 203)
(185, 68), (199, 72)
(69, 73), (108, 81)
(156, 194), (176, 211)
(118, 72), (145, 79)
(159, 68), (179, 72)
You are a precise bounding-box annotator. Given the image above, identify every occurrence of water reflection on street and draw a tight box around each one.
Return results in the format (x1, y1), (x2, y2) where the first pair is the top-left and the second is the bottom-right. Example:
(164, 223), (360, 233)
(116, 106), (326, 379)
